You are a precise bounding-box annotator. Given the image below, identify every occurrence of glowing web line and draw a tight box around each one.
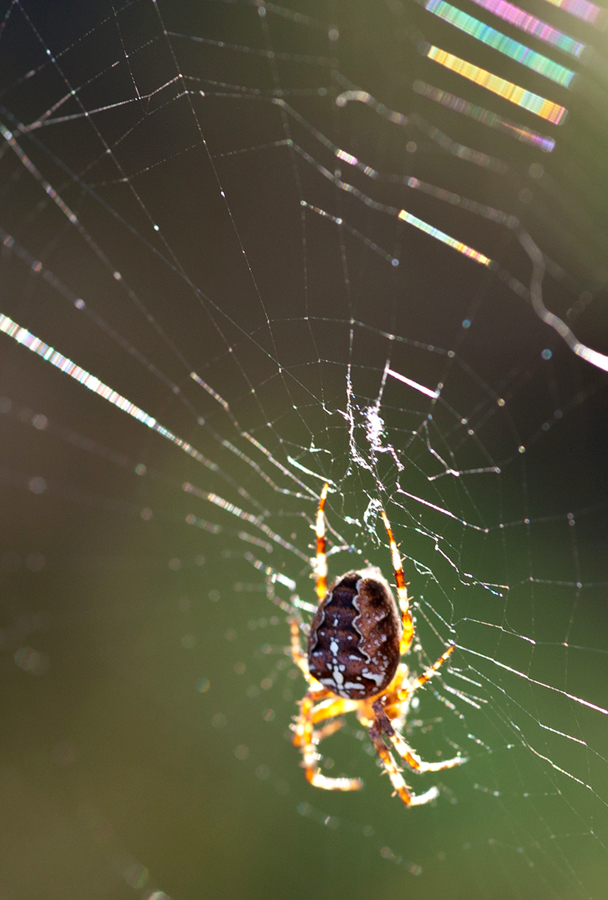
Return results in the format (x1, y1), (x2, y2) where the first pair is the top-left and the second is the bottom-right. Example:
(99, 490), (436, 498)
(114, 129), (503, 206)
(0, 312), (323, 551)
(541, 0), (603, 23)
(398, 209), (492, 266)
(182, 482), (309, 560)
(424, 0), (576, 87)
(387, 368), (441, 399)
(465, 0), (586, 58)
(412, 81), (555, 152)
(332, 78), (508, 171)
(463, 646), (608, 716)
(519, 232), (608, 373)
(0, 313), (216, 468)
(424, 46), (569, 123)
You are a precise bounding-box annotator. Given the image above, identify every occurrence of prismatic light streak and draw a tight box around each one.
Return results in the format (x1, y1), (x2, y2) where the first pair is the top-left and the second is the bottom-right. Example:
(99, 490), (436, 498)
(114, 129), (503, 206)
(424, 0), (577, 87)
(387, 369), (441, 400)
(413, 81), (555, 152)
(0, 312), (327, 554)
(398, 208), (492, 267)
(339, 81), (555, 153)
(182, 482), (309, 559)
(424, 45), (569, 124)
(465, 0), (586, 59)
(542, 0), (603, 24)
(0, 313), (214, 467)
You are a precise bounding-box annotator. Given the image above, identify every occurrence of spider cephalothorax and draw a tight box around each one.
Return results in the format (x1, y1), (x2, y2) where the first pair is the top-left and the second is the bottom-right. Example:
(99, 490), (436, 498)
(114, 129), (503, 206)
(290, 483), (465, 806)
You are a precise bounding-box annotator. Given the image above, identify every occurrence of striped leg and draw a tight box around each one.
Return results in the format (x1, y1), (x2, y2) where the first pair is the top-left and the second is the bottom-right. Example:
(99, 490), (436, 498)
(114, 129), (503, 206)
(289, 619), (314, 684)
(315, 483), (329, 601)
(293, 689), (363, 792)
(391, 734), (465, 773)
(396, 644), (455, 702)
(368, 721), (439, 807)
(373, 701), (465, 774)
(381, 509), (414, 655)
(310, 695), (359, 725)
(292, 688), (330, 749)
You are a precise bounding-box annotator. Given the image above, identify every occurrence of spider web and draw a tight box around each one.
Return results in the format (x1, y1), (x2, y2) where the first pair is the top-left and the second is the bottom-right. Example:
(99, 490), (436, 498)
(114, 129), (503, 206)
(0, 1), (607, 898)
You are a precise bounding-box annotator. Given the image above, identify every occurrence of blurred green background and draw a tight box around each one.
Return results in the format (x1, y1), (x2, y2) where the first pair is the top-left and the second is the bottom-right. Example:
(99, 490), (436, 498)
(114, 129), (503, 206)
(0, 1), (607, 898)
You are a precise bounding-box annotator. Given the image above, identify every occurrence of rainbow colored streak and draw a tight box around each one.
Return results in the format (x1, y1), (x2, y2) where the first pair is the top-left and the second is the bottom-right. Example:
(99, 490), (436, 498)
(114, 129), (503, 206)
(425, 46), (569, 123)
(425, 0), (576, 87)
(398, 209), (492, 266)
(0, 313), (214, 468)
(467, 0), (585, 58)
(413, 80), (555, 151)
(542, 0), (603, 23)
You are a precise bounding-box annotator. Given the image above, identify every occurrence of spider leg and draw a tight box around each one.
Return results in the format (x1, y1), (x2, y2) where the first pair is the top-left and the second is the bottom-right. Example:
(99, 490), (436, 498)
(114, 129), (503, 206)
(310, 695), (359, 725)
(380, 509), (414, 656)
(289, 618), (316, 685)
(313, 717), (346, 742)
(395, 644), (456, 704)
(292, 689), (363, 792)
(368, 720), (439, 807)
(373, 701), (465, 774)
(315, 482), (329, 601)
(292, 688), (331, 749)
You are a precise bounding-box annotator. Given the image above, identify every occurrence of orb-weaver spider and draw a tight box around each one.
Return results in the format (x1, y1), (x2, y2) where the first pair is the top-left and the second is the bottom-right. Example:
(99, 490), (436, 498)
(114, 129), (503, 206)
(290, 484), (465, 806)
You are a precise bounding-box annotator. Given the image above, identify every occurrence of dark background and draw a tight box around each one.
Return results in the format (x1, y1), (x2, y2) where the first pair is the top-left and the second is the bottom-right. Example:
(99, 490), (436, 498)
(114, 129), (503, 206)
(0, 1), (607, 898)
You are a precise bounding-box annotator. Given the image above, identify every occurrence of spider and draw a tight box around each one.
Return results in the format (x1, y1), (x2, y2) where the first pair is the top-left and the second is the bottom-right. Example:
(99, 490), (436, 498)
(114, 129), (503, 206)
(290, 483), (465, 806)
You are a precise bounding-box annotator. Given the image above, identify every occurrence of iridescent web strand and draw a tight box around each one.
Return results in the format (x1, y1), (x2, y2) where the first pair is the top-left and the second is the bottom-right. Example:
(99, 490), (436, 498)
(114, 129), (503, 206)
(0, 313), (323, 549)
(0, 313), (215, 468)
(424, 0), (576, 87)
(466, 0), (586, 58)
(424, 45), (569, 123)
(541, 0), (603, 24)
(398, 209), (492, 266)
(413, 80), (555, 151)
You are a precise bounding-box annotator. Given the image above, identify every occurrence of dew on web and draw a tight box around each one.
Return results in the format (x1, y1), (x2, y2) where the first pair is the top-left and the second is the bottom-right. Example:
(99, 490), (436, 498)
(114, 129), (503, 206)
(0, 1), (607, 898)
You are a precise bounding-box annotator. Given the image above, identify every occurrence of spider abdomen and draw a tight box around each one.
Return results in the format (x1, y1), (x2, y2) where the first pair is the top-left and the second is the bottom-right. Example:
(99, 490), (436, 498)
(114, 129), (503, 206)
(307, 569), (403, 699)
